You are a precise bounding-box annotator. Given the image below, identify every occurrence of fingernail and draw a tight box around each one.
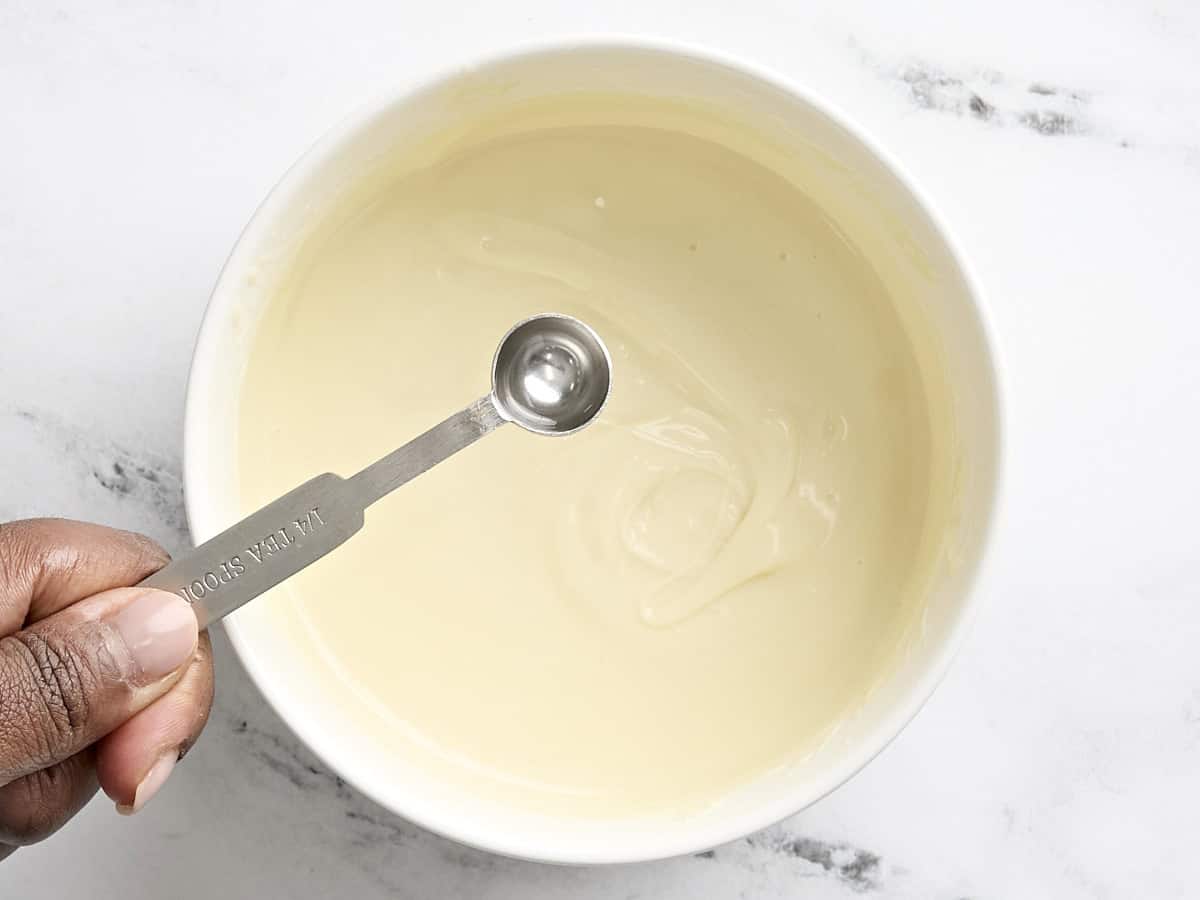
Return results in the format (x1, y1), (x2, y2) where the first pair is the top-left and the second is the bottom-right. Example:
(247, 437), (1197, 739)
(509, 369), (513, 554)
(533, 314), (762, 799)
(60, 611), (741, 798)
(116, 752), (177, 815)
(112, 590), (198, 681)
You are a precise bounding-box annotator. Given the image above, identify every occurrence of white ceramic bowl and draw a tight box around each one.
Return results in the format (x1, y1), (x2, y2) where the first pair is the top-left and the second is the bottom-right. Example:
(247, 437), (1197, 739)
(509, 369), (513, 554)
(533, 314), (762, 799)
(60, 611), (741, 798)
(184, 40), (1003, 864)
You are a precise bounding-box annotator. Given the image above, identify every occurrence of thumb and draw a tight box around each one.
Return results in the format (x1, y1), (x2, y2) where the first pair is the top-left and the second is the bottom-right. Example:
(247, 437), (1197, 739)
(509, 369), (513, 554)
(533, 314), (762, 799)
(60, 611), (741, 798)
(0, 588), (197, 786)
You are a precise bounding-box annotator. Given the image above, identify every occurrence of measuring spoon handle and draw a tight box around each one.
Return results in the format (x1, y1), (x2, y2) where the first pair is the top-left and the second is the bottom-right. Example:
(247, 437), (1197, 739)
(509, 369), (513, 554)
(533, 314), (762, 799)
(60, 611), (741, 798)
(140, 396), (505, 627)
(139, 473), (363, 627)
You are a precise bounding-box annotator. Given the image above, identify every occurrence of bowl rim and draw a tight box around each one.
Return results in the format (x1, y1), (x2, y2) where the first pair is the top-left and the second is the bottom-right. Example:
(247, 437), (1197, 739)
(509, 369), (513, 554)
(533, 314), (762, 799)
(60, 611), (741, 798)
(184, 34), (1007, 865)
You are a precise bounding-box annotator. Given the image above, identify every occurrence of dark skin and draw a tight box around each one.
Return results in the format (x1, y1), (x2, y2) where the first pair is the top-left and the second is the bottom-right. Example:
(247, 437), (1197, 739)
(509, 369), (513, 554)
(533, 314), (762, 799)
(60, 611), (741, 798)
(0, 519), (214, 860)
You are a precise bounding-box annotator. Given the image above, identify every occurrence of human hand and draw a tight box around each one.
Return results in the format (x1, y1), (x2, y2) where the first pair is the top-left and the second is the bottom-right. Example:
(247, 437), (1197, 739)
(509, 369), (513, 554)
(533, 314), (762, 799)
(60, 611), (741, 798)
(0, 519), (213, 860)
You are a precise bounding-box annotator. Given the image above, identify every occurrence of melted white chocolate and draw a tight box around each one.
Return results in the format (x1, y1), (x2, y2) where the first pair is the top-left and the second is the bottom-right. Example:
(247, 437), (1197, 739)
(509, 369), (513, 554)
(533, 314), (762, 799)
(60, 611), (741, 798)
(557, 317), (831, 629)
(238, 122), (943, 817)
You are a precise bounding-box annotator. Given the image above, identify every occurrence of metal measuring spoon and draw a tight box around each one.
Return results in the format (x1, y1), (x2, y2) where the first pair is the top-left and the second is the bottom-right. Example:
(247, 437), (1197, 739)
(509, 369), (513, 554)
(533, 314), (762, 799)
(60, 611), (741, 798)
(140, 313), (611, 627)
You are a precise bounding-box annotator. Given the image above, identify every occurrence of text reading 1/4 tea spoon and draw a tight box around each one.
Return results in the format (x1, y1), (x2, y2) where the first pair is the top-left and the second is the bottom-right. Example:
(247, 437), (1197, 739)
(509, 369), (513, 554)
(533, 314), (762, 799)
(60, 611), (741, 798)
(139, 313), (612, 627)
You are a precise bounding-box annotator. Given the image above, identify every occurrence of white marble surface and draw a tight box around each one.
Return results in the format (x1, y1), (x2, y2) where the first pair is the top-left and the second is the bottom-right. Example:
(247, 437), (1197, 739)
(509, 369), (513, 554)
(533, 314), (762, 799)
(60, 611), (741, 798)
(2, 1), (1199, 896)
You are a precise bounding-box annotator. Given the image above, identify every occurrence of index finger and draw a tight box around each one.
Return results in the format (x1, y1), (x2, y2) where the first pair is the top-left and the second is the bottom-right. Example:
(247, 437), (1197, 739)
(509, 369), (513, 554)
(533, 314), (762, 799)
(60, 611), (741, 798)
(0, 520), (170, 635)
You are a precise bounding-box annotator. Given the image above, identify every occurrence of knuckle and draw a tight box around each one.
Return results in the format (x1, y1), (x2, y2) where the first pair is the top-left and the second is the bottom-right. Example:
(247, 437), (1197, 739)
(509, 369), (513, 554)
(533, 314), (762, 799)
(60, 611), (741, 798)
(0, 632), (98, 769)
